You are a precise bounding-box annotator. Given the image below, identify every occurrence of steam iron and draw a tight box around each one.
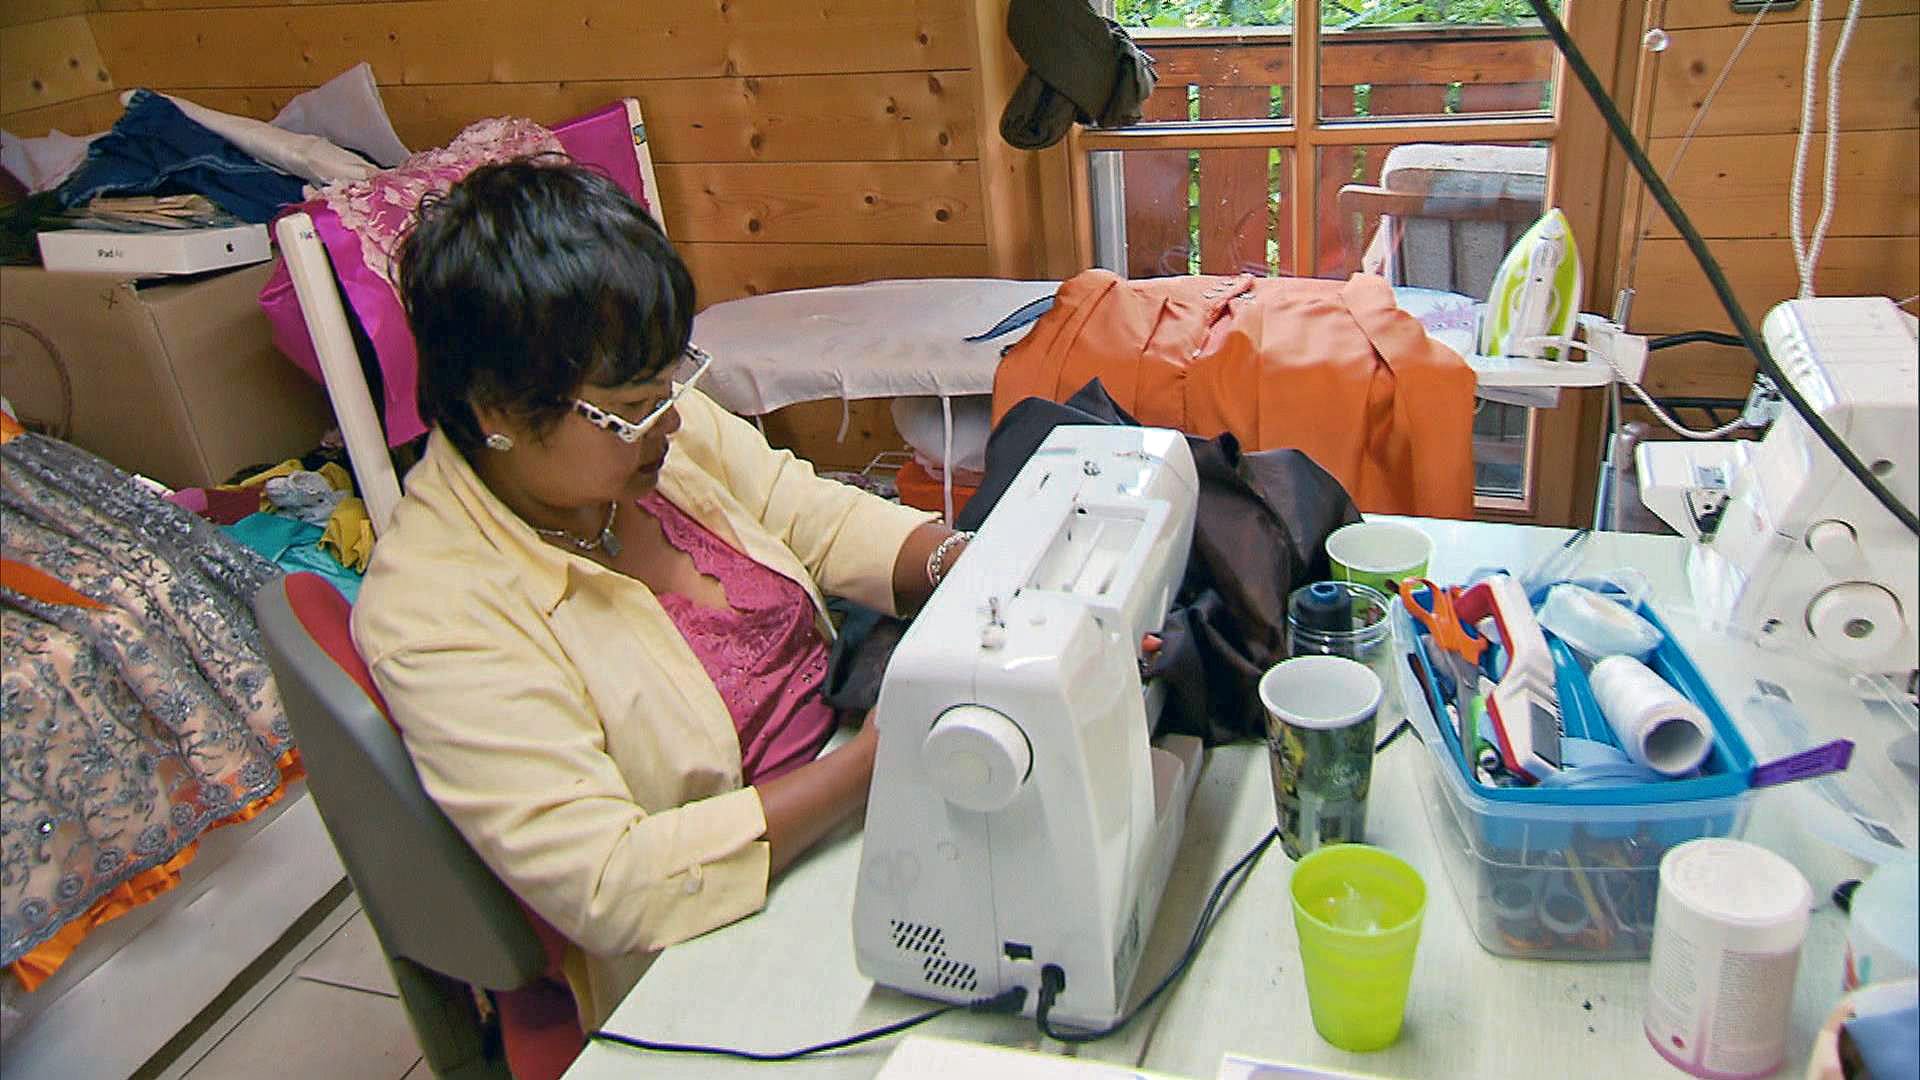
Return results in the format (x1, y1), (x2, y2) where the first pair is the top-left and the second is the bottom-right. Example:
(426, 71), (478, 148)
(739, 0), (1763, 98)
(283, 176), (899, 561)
(1480, 207), (1582, 360)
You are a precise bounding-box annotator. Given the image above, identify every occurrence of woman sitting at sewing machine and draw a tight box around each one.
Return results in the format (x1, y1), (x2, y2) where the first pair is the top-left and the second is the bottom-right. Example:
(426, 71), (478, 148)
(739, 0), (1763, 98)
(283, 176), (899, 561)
(350, 158), (967, 1029)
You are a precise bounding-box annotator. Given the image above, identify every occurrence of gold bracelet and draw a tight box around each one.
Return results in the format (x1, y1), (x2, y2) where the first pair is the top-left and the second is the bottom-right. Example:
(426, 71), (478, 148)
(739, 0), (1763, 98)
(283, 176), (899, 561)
(924, 531), (974, 589)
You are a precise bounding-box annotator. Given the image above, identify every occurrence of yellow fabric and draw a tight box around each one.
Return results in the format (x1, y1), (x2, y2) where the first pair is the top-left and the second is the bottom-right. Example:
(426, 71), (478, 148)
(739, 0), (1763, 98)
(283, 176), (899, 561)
(320, 497), (375, 572)
(317, 462), (354, 492)
(351, 389), (932, 1029)
(230, 458), (304, 491)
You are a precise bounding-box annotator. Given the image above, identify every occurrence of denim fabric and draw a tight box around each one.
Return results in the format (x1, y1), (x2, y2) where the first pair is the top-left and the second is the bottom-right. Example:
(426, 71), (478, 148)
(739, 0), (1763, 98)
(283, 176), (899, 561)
(57, 90), (306, 223)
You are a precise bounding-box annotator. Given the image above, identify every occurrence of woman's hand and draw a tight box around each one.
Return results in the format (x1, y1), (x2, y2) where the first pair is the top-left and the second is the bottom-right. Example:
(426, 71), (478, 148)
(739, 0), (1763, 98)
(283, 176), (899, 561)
(756, 709), (881, 875)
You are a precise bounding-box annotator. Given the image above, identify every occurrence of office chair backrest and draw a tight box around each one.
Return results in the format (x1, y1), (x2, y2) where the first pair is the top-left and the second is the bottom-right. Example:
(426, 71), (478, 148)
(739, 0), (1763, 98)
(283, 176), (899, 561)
(258, 572), (585, 1079)
(255, 573), (546, 984)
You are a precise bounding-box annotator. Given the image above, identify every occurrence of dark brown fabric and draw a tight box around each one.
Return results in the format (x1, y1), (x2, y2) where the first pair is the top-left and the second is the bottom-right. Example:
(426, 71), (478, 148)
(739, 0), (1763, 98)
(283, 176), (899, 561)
(822, 380), (1360, 744)
(1000, 0), (1157, 149)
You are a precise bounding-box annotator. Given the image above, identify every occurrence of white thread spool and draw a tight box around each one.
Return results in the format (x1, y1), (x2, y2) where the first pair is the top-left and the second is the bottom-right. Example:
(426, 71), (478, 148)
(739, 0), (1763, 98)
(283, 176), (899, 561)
(1644, 839), (1811, 1079)
(1589, 655), (1714, 776)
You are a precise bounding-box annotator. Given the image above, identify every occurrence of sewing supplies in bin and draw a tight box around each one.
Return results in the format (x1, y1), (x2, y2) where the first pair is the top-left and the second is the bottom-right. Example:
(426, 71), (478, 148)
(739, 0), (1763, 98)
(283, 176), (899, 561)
(1396, 566), (1856, 961)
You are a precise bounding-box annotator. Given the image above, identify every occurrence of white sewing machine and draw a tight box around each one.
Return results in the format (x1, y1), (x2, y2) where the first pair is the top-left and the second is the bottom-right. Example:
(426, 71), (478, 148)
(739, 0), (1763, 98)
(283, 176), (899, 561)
(1639, 297), (1919, 677)
(853, 425), (1204, 1028)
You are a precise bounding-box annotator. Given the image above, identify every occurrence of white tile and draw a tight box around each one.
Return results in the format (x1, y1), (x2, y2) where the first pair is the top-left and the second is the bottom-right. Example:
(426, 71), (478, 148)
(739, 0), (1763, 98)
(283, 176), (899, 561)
(296, 910), (398, 997)
(138, 891), (363, 1080)
(182, 978), (421, 1080)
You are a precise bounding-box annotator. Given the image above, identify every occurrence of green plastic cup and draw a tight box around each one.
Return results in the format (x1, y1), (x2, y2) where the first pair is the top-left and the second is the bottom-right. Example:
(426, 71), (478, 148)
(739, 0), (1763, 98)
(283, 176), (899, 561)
(1325, 521), (1433, 598)
(1289, 843), (1427, 1052)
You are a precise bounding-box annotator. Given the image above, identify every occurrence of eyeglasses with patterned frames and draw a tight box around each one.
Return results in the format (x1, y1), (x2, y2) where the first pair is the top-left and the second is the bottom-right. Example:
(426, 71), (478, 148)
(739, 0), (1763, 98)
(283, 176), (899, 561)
(571, 345), (713, 444)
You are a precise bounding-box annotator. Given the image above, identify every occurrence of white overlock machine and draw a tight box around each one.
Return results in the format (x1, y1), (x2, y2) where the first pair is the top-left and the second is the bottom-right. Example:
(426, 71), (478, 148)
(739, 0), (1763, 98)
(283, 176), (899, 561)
(1638, 296), (1919, 679)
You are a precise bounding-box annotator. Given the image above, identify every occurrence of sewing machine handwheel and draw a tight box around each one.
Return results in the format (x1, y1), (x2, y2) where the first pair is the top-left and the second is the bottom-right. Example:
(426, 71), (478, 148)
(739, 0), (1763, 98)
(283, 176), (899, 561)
(922, 705), (1032, 814)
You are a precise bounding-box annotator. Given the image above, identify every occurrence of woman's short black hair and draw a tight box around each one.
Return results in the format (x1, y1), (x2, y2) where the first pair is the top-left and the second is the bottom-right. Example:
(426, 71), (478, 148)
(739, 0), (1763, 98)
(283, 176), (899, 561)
(396, 156), (695, 456)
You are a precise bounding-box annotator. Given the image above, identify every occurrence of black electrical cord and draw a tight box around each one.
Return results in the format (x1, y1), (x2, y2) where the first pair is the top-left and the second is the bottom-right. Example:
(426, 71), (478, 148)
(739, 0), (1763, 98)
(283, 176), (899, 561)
(588, 985), (1028, 1062)
(1374, 718), (1414, 754)
(1528, 0), (1920, 538)
(1033, 827), (1279, 1042)
(1648, 330), (1747, 351)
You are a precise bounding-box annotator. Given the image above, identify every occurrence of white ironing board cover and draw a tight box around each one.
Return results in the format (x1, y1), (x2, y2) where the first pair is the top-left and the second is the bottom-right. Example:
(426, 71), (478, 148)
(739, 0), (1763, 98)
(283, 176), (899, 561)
(691, 278), (1059, 416)
(694, 279), (1621, 426)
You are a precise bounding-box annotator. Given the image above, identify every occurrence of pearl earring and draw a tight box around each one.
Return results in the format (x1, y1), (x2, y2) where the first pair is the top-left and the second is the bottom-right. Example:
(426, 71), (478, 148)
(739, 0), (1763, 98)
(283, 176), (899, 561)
(484, 432), (514, 452)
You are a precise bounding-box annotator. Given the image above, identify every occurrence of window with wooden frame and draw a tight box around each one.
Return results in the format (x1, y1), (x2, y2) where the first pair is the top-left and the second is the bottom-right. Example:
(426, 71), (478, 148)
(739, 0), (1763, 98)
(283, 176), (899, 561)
(1068, 0), (1621, 522)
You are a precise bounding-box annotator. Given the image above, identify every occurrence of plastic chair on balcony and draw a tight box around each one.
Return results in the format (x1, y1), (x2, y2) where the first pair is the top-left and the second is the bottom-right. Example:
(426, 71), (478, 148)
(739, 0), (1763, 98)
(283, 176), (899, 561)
(255, 573), (584, 1080)
(1338, 143), (1548, 301)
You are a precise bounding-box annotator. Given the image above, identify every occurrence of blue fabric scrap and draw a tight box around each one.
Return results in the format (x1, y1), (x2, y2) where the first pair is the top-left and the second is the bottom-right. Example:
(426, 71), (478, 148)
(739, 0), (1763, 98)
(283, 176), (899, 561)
(223, 512), (362, 602)
(57, 90), (307, 223)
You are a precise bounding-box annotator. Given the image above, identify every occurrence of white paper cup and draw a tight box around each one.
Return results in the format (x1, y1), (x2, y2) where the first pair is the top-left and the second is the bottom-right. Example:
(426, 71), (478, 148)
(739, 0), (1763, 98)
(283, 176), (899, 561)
(1259, 656), (1383, 859)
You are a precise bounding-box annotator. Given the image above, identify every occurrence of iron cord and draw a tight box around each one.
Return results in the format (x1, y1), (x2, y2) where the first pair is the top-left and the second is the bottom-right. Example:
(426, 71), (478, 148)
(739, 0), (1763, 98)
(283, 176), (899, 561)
(1646, 331), (1746, 351)
(1526, 0), (1919, 536)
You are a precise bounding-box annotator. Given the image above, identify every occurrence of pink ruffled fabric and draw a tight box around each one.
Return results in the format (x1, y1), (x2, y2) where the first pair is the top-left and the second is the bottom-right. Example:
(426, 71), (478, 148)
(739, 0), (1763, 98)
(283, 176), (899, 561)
(317, 116), (563, 288)
(259, 103), (652, 446)
(640, 493), (837, 785)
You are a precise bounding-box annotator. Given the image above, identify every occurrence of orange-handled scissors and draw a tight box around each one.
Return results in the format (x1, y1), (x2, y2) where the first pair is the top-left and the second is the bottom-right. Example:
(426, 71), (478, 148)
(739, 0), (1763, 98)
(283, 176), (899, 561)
(1399, 578), (1488, 718)
(1399, 578), (1486, 665)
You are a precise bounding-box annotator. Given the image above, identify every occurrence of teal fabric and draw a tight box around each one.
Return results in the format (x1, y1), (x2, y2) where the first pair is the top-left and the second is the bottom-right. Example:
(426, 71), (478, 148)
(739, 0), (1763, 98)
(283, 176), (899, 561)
(224, 513), (362, 602)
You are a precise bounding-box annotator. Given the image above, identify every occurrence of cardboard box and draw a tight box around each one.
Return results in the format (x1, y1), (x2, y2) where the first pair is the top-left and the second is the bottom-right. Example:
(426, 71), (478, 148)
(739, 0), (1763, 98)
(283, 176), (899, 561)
(0, 262), (335, 489)
(36, 223), (272, 276)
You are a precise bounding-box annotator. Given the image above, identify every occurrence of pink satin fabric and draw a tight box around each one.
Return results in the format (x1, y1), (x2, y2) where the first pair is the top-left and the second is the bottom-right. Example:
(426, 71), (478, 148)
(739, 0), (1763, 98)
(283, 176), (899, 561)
(259, 102), (659, 446)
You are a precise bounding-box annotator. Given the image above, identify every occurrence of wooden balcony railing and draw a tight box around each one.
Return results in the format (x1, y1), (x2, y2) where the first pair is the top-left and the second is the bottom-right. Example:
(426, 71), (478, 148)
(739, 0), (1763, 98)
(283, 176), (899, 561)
(1113, 25), (1556, 280)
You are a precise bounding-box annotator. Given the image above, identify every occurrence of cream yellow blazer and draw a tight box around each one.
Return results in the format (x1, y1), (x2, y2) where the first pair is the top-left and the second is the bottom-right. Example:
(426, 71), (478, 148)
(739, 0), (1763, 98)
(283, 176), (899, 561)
(351, 389), (932, 1027)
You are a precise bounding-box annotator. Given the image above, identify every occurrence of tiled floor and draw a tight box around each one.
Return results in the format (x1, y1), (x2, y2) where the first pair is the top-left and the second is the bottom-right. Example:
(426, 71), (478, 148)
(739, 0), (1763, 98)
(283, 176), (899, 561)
(135, 890), (425, 1080)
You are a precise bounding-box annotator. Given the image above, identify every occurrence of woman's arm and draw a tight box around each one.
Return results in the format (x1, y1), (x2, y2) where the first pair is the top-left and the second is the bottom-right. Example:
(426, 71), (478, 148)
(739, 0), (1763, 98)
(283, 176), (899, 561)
(890, 521), (968, 615)
(755, 720), (879, 874)
(368, 632), (770, 957)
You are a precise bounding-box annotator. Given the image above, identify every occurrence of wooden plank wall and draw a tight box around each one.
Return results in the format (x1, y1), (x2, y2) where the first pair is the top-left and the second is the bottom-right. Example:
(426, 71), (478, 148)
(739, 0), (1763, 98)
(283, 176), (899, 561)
(1617, 0), (1919, 404)
(0, 0), (1055, 473)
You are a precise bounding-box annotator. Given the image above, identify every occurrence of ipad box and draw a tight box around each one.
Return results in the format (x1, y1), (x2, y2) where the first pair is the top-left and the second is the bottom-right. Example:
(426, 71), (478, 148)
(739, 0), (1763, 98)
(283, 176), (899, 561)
(36, 222), (271, 277)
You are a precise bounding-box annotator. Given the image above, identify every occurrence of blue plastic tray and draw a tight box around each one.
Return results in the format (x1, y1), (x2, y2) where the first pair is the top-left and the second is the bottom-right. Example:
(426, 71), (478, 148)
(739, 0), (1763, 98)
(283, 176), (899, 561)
(1402, 593), (1755, 850)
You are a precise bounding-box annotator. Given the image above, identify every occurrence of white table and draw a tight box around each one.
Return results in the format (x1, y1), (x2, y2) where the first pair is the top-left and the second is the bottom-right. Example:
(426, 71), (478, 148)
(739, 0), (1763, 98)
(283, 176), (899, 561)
(565, 520), (1919, 1080)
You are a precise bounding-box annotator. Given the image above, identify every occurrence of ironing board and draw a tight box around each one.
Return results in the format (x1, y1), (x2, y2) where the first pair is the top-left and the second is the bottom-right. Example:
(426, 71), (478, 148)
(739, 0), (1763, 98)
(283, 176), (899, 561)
(692, 278), (1629, 466)
(692, 278), (1058, 522)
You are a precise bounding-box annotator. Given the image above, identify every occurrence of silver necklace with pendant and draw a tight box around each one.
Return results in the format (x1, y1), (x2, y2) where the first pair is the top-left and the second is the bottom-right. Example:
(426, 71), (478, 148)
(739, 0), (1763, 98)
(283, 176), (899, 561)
(533, 500), (622, 557)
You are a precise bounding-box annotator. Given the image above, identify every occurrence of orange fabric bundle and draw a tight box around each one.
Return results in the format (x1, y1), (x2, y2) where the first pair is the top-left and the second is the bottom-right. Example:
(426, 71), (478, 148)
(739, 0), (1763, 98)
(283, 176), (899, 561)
(894, 459), (979, 521)
(992, 270), (1476, 518)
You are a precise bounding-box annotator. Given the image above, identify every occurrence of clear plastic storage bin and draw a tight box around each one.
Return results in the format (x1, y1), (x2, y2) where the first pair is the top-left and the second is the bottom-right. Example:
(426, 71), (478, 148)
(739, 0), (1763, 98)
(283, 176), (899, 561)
(1395, 598), (1757, 960)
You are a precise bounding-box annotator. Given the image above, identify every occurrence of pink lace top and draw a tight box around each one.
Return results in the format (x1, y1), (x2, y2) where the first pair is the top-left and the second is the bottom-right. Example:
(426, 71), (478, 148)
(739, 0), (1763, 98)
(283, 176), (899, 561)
(640, 492), (837, 784)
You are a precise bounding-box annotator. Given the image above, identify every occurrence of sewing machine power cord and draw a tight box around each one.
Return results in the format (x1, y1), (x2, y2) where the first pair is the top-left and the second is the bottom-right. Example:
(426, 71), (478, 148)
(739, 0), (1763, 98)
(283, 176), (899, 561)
(1033, 826), (1280, 1043)
(589, 727), (1418, 1059)
(589, 985), (1030, 1062)
(1034, 721), (1411, 1042)
(586, 826), (1284, 1061)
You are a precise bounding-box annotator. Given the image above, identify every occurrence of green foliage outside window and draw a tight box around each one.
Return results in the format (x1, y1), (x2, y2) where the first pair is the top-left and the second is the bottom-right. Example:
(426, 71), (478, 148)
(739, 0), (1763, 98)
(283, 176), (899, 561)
(1113, 0), (1551, 31)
